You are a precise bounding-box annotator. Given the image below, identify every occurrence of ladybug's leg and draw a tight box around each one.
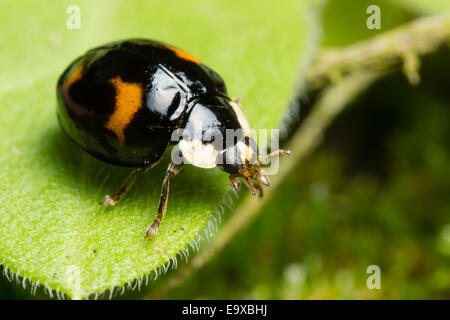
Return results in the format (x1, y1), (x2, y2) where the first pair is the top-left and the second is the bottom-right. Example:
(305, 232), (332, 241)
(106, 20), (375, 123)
(145, 161), (183, 239)
(100, 165), (151, 207)
(253, 179), (264, 199)
(228, 174), (241, 191)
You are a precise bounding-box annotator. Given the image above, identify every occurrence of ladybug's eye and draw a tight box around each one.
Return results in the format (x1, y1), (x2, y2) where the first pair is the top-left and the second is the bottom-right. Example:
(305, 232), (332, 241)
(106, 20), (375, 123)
(216, 146), (243, 174)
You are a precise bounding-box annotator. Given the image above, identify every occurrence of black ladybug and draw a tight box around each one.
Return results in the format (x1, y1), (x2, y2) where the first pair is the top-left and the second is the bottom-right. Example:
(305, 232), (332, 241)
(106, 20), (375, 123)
(57, 39), (290, 238)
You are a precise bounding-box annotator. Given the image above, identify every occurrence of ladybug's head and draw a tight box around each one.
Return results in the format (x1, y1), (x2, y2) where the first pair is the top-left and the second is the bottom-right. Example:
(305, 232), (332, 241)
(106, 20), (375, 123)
(178, 95), (290, 197)
(216, 137), (290, 197)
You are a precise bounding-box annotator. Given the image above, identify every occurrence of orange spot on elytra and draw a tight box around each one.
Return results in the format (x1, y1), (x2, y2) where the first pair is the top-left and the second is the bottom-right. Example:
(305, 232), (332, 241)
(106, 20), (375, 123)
(68, 65), (83, 85)
(165, 44), (201, 64)
(105, 76), (143, 143)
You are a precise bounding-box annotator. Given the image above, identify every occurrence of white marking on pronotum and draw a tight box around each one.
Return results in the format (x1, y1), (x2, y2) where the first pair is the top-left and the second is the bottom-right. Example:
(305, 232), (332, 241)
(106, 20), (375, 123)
(229, 100), (251, 137)
(179, 138), (218, 168)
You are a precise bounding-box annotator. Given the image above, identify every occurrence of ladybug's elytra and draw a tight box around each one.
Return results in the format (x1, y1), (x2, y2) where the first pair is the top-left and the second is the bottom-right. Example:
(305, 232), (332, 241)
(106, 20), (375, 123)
(57, 39), (290, 238)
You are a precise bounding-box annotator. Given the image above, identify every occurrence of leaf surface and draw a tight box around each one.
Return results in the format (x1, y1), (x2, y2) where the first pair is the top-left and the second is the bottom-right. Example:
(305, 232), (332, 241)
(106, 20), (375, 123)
(0, 0), (315, 298)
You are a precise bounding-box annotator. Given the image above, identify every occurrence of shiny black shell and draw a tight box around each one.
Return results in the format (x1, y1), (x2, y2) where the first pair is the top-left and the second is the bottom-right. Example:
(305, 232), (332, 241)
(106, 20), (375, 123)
(57, 39), (241, 167)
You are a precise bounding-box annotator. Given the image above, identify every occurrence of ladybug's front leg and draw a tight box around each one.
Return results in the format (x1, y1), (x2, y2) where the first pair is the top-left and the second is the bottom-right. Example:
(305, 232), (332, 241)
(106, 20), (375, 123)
(100, 164), (152, 207)
(145, 161), (183, 239)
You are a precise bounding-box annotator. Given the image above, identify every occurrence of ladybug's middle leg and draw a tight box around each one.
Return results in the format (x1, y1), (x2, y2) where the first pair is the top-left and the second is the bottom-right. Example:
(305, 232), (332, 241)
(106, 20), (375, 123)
(100, 164), (153, 207)
(145, 161), (183, 239)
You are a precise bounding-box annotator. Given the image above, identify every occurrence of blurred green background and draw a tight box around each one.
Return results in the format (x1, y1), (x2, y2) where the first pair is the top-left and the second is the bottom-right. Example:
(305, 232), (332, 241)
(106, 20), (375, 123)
(1, 0), (449, 299)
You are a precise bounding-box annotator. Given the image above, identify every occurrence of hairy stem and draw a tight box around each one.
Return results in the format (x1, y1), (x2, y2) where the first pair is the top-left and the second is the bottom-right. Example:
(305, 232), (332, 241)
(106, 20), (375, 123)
(306, 12), (450, 87)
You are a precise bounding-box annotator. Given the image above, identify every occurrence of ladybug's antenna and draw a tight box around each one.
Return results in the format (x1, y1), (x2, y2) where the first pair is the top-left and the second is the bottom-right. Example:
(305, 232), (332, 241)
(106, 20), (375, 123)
(258, 149), (291, 162)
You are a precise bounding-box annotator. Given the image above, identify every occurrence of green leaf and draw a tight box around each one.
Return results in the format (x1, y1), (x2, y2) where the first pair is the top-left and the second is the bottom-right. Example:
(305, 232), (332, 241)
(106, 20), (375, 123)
(0, 0), (316, 299)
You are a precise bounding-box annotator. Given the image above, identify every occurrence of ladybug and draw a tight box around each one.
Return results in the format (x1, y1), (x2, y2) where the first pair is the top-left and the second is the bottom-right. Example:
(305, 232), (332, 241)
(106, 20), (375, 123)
(57, 39), (290, 239)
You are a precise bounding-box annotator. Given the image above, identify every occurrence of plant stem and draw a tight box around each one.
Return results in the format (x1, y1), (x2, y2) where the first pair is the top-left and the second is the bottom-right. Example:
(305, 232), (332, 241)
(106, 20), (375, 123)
(306, 12), (450, 87)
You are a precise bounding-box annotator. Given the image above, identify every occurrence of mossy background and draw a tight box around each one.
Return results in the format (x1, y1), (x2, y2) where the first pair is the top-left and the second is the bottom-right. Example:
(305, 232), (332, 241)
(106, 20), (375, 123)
(1, 0), (450, 299)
